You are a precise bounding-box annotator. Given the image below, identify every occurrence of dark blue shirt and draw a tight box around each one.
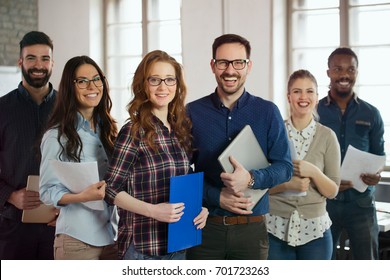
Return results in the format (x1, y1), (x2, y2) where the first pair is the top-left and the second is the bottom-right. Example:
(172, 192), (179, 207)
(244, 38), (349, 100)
(317, 92), (385, 200)
(187, 90), (293, 216)
(0, 82), (57, 220)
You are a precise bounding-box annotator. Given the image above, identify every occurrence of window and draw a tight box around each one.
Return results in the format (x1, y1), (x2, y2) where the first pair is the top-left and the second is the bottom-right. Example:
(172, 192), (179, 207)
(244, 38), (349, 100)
(289, 0), (390, 168)
(105, 0), (182, 126)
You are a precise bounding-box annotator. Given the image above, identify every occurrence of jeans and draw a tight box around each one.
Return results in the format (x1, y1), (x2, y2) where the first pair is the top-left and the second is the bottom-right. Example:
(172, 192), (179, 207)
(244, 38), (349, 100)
(267, 229), (333, 260)
(186, 220), (269, 260)
(124, 242), (186, 260)
(327, 194), (379, 260)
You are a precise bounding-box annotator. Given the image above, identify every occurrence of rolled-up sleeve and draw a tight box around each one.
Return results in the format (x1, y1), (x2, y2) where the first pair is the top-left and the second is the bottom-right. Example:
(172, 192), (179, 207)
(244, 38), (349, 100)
(39, 129), (71, 208)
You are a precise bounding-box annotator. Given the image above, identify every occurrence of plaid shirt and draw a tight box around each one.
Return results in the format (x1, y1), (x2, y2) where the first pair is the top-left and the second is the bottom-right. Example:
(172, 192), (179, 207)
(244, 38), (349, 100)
(105, 116), (190, 258)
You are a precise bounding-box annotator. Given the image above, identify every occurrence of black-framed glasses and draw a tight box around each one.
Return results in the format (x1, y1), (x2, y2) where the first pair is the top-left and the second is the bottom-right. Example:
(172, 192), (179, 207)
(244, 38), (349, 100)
(74, 76), (104, 89)
(147, 77), (177, 86)
(213, 59), (249, 70)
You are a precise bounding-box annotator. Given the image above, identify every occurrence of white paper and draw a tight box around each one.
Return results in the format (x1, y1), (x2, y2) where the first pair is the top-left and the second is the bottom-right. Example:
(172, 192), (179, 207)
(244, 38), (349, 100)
(341, 145), (386, 192)
(289, 138), (298, 161)
(49, 160), (104, 210)
(282, 139), (307, 197)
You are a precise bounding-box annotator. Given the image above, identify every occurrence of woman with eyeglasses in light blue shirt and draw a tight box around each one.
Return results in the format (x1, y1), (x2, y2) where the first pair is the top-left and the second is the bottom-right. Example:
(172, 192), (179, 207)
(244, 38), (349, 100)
(39, 55), (118, 260)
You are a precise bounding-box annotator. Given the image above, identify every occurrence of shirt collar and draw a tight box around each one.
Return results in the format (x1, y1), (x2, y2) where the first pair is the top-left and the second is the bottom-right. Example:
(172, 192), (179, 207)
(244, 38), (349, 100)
(76, 112), (89, 131)
(286, 117), (316, 140)
(211, 88), (249, 110)
(151, 115), (174, 134)
(76, 112), (101, 134)
(18, 82), (55, 103)
(151, 115), (164, 128)
(324, 90), (360, 106)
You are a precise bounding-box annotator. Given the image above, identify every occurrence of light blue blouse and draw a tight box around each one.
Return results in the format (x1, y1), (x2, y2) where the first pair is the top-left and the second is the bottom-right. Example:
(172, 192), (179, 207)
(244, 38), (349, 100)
(39, 113), (116, 246)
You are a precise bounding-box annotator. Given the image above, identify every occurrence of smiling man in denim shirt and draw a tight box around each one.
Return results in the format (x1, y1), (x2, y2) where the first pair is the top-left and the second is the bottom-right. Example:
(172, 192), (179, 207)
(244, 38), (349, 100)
(318, 47), (385, 260)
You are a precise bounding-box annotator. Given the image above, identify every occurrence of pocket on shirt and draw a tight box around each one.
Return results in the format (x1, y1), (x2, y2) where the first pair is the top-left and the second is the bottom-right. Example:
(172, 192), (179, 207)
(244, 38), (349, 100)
(355, 121), (370, 138)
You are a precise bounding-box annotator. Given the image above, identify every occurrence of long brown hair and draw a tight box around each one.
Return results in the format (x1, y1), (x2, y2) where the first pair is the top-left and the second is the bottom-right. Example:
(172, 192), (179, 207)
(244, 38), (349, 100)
(127, 50), (192, 154)
(46, 55), (117, 162)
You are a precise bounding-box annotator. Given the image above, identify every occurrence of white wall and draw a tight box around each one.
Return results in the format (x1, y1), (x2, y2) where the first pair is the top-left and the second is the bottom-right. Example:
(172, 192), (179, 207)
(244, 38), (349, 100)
(38, 0), (103, 89)
(272, 0), (288, 118)
(181, 0), (273, 103)
(37, 0), (287, 117)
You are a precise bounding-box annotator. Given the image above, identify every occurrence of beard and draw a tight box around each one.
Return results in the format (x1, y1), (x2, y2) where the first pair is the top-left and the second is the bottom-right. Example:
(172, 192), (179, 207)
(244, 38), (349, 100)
(334, 89), (351, 99)
(22, 66), (51, 88)
(331, 78), (354, 99)
(218, 74), (245, 95)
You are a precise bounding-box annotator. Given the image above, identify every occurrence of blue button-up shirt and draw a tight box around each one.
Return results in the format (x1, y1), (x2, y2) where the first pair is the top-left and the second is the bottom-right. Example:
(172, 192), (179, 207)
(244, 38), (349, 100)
(187, 90), (293, 216)
(317, 92), (385, 200)
(40, 113), (116, 246)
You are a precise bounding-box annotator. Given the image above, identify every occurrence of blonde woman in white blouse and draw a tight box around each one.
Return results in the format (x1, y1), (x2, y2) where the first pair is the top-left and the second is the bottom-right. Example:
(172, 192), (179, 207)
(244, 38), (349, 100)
(266, 69), (340, 260)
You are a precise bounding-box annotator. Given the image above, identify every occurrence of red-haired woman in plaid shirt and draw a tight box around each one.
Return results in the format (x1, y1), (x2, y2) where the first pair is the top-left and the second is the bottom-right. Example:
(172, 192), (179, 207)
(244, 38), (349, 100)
(105, 50), (208, 260)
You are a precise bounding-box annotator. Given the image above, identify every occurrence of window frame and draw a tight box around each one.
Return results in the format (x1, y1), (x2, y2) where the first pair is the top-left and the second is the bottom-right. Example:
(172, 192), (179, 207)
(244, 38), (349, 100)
(104, 0), (183, 127)
(288, 0), (390, 171)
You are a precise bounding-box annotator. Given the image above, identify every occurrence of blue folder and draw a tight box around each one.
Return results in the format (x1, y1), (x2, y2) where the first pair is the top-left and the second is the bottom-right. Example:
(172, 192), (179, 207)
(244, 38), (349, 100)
(168, 172), (204, 253)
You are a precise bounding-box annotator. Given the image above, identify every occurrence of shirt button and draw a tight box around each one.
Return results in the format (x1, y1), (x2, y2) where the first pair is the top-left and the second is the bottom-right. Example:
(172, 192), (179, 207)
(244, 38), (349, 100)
(228, 116), (232, 120)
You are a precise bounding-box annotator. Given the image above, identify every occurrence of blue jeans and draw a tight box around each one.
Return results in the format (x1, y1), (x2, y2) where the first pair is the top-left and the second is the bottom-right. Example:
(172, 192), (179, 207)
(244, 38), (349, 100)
(327, 194), (379, 260)
(267, 229), (333, 260)
(124, 242), (186, 260)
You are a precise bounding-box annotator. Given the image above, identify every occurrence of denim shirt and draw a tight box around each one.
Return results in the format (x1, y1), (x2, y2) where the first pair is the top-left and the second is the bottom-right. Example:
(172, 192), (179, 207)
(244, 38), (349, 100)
(317, 92), (385, 201)
(40, 113), (116, 246)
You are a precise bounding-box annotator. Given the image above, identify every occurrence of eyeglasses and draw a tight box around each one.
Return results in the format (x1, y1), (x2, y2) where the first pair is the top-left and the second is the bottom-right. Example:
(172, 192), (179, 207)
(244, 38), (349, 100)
(213, 59), (249, 70)
(74, 76), (104, 89)
(147, 77), (177, 86)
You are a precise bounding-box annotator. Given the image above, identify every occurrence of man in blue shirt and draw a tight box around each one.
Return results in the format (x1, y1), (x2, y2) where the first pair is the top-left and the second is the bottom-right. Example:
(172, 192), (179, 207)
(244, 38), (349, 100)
(317, 47), (385, 260)
(186, 34), (293, 260)
(0, 31), (57, 259)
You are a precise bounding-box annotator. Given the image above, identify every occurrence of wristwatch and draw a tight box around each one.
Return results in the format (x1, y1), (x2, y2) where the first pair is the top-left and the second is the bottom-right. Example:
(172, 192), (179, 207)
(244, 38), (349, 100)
(247, 171), (255, 189)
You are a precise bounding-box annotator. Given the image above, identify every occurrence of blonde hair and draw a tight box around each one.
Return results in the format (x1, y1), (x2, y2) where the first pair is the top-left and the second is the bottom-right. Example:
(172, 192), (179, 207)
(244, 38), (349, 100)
(287, 69), (319, 120)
